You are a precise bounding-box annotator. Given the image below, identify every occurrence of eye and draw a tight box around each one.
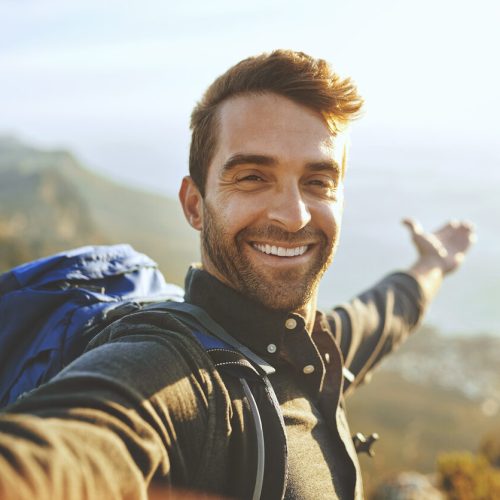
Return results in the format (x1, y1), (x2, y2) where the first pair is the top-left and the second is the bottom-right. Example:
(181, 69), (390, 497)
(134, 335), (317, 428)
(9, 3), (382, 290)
(308, 179), (329, 187)
(306, 176), (337, 189)
(304, 175), (339, 198)
(232, 171), (269, 191)
(236, 174), (265, 183)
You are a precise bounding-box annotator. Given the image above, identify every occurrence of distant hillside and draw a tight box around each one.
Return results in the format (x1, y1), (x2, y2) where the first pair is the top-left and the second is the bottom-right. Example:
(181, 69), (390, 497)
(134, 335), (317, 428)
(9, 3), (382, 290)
(0, 136), (199, 284)
(347, 325), (500, 496)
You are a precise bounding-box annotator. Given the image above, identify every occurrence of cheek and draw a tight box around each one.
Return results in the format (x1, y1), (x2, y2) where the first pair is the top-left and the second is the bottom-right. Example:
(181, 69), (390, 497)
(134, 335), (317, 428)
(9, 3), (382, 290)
(314, 199), (343, 239)
(206, 194), (263, 235)
(331, 188), (345, 222)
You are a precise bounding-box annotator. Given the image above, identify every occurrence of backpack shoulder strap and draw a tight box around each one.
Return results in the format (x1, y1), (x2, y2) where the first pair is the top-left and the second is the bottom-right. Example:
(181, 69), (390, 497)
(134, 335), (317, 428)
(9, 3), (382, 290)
(189, 330), (265, 500)
(150, 301), (275, 376)
(145, 301), (286, 500)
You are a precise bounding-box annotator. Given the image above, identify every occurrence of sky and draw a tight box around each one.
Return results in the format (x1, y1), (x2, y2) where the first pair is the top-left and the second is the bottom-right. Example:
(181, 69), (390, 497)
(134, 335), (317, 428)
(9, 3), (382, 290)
(0, 0), (499, 334)
(1, 0), (499, 194)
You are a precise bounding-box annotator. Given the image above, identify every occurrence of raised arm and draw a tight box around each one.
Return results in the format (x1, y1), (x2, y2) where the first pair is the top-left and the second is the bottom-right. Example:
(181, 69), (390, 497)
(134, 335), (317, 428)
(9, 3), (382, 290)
(331, 218), (476, 394)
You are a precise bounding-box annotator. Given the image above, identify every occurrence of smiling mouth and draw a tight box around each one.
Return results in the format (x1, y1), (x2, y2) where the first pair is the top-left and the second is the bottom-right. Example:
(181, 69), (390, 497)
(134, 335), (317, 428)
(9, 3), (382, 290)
(251, 242), (309, 257)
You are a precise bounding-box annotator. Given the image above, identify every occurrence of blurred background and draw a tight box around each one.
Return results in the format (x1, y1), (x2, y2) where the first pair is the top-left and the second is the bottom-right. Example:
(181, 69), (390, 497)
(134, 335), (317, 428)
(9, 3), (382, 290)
(1, 0), (499, 497)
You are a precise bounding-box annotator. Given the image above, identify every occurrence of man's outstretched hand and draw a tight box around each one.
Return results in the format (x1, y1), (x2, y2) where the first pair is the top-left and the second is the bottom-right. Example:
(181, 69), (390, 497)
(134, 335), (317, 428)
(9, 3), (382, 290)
(402, 218), (477, 275)
(402, 218), (477, 300)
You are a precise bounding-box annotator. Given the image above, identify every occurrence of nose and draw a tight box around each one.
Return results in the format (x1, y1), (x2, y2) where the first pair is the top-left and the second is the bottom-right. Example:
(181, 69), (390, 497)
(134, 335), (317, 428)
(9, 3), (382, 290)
(266, 184), (311, 233)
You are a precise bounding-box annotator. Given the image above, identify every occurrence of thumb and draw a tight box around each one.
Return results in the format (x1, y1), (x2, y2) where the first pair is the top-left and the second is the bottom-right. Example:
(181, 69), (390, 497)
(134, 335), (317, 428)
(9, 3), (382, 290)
(402, 218), (424, 237)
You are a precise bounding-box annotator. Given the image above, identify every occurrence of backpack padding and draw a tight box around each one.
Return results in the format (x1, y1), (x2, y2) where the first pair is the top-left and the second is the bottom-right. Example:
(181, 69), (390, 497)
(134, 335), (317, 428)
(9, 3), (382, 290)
(0, 245), (183, 407)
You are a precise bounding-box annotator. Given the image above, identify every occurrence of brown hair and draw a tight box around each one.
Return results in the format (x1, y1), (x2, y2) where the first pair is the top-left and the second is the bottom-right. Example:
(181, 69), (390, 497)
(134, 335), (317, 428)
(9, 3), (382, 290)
(189, 49), (364, 196)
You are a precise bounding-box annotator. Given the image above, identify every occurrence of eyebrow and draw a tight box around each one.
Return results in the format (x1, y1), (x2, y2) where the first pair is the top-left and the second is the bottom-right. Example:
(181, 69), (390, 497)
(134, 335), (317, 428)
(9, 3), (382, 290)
(305, 160), (341, 175)
(222, 154), (340, 175)
(222, 154), (277, 172)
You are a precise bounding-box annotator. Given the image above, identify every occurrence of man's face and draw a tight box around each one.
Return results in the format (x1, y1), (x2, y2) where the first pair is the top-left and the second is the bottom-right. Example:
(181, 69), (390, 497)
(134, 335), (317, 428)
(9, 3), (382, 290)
(197, 93), (346, 311)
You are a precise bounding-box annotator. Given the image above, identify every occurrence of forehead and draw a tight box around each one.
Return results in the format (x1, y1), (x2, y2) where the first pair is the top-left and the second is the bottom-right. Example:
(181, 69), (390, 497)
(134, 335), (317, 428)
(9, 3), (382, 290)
(214, 92), (344, 162)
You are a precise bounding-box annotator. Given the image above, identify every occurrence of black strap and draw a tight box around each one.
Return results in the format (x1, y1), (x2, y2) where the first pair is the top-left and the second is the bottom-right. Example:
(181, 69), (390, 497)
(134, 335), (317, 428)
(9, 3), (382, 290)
(145, 301), (276, 376)
(144, 300), (287, 500)
(240, 377), (265, 500)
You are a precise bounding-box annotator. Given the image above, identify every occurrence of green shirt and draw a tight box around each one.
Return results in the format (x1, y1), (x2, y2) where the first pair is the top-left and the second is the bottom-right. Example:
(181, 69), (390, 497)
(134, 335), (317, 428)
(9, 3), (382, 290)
(0, 267), (424, 499)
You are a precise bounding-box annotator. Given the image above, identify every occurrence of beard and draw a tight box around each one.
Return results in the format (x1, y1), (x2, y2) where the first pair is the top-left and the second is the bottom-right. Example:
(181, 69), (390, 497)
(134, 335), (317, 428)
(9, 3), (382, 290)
(201, 202), (337, 311)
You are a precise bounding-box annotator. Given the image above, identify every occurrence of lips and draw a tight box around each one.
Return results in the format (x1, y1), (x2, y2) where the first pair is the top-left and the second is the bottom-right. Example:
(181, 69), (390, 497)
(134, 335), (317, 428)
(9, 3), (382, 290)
(251, 242), (309, 257)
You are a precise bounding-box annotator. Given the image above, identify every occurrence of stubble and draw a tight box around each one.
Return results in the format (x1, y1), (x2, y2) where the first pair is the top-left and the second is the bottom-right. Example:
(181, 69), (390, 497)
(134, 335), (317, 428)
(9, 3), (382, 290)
(201, 202), (337, 311)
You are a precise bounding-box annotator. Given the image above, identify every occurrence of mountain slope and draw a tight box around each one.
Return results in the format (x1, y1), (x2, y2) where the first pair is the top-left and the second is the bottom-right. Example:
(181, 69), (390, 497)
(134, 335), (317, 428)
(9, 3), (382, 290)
(0, 136), (198, 283)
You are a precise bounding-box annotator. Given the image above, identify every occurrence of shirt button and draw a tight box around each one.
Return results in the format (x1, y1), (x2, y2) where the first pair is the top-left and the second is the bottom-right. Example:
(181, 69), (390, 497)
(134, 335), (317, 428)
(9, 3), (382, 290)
(267, 343), (277, 354)
(285, 318), (297, 330)
(303, 365), (315, 374)
(324, 353), (330, 364)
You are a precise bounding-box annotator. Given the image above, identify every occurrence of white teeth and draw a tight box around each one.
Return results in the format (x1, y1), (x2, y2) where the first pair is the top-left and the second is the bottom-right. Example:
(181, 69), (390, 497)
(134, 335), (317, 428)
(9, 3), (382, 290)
(252, 243), (308, 257)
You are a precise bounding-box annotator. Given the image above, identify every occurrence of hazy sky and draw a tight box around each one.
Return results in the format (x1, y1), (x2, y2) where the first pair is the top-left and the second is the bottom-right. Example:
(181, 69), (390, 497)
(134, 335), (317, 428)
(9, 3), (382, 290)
(1, 0), (498, 193)
(1, 0), (499, 333)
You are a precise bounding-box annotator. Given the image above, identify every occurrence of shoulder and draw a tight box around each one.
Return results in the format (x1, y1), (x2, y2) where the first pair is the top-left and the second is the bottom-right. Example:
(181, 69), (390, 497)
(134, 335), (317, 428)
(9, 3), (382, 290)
(8, 308), (235, 494)
(77, 308), (231, 413)
(87, 308), (210, 364)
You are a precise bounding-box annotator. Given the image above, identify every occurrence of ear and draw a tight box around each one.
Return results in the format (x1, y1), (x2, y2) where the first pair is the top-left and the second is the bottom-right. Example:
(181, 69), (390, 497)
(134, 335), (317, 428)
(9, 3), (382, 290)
(179, 176), (203, 231)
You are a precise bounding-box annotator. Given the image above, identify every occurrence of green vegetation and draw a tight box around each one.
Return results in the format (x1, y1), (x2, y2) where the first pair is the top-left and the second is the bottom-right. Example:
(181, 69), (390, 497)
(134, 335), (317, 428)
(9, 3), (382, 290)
(480, 428), (500, 468)
(437, 452), (500, 499)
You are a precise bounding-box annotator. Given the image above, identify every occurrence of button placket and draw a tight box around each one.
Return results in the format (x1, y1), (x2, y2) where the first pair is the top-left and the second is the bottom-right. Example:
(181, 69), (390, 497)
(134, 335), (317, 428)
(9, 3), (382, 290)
(282, 314), (323, 396)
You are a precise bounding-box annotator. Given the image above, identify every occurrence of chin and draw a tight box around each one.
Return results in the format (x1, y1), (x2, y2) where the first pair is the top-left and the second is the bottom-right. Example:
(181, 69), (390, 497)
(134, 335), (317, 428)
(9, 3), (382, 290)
(244, 281), (315, 312)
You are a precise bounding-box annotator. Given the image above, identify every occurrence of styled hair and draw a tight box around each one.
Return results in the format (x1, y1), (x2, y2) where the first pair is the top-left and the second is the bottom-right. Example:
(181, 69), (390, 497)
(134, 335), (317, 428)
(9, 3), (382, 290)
(189, 49), (364, 196)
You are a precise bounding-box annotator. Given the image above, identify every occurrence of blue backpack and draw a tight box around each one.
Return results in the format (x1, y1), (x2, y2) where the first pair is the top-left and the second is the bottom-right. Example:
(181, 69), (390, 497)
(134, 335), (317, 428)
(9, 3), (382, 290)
(0, 244), (184, 407)
(0, 244), (278, 499)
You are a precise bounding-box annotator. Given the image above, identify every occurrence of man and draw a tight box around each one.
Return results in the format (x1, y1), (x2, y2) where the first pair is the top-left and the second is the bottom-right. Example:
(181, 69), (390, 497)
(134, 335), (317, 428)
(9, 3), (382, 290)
(0, 50), (474, 499)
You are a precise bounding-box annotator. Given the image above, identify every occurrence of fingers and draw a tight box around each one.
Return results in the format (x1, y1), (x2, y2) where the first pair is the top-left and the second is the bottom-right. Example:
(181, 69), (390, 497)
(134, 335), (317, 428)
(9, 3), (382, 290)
(462, 221), (478, 244)
(407, 218), (477, 244)
(462, 220), (475, 231)
(441, 219), (474, 232)
(440, 220), (478, 245)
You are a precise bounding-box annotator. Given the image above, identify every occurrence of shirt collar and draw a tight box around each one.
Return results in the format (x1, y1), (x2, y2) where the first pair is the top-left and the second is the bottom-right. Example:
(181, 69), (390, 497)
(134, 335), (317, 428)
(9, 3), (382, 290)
(184, 266), (310, 363)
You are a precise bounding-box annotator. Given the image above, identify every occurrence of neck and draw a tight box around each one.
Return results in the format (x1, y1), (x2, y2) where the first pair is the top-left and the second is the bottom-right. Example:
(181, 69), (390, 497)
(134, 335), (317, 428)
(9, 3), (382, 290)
(199, 260), (320, 333)
(294, 292), (318, 334)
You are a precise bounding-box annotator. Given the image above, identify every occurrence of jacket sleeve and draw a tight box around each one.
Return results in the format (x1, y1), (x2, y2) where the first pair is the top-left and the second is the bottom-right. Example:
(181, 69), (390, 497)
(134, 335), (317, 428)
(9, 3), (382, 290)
(328, 272), (426, 395)
(0, 310), (231, 500)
